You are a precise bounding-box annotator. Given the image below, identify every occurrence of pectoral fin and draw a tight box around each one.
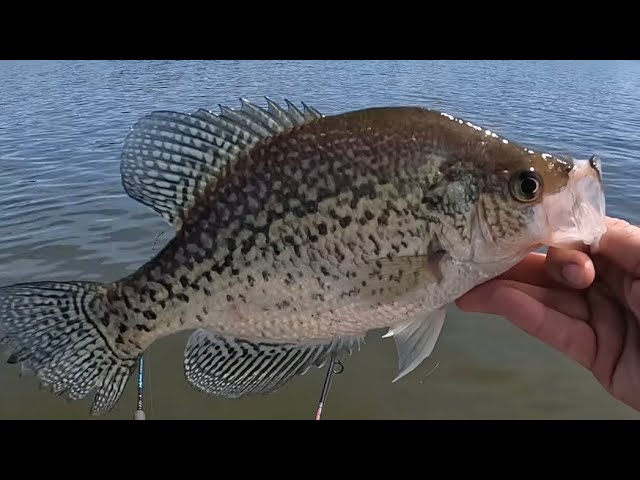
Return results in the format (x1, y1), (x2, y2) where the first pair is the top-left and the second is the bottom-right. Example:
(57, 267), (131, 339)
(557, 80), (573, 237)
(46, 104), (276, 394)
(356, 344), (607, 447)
(383, 307), (447, 382)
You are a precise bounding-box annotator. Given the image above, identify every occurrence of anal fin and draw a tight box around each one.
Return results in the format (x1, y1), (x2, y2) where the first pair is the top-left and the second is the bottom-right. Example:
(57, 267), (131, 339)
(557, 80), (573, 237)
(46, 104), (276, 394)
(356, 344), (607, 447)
(184, 329), (361, 398)
(383, 306), (447, 383)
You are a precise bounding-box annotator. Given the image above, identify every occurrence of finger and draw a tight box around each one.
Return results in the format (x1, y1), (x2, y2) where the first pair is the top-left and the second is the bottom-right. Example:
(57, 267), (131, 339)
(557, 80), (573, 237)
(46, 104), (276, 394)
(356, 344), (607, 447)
(457, 281), (595, 369)
(587, 285), (627, 390)
(458, 279), (589, 321)
(545, 247), (595, 290)
(625, 275), (640, 319)
(497, 252), (564, 288)
(496, 252), (546, 284)
(498, 250), (595, 290)
(592, 255), (640, 319)
(596, 217), (640, 278)
(497, 280), (589, 321)
(612, 308), (640, 410)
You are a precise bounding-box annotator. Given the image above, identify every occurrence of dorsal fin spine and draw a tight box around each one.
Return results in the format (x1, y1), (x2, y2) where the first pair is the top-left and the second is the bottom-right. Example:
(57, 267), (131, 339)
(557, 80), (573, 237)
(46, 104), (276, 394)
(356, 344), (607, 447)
(119, 98), (324, 229)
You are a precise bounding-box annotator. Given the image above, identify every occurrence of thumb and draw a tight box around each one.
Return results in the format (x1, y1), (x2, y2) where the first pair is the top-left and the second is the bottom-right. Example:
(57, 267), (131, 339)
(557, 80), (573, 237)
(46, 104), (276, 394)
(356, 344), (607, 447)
(544, 247), (595, 290)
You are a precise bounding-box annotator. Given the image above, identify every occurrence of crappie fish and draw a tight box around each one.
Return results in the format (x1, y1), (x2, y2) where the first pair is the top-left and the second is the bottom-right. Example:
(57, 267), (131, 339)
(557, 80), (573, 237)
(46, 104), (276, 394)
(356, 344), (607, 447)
(0, 98), (607, 415)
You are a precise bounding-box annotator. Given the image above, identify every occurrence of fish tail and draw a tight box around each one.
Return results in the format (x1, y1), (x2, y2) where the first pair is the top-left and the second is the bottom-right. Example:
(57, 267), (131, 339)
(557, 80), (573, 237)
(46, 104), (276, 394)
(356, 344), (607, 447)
(0, 280), (137, 415)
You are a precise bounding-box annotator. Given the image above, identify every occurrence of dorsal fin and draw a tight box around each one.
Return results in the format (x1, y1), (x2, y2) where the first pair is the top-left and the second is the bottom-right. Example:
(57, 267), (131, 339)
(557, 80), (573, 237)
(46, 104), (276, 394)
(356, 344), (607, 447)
(119, 97), (324, 230)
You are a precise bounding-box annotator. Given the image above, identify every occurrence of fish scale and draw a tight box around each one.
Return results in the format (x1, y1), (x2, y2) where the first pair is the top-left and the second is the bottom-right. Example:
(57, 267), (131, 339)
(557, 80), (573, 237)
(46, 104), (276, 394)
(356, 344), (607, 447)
(0, 97), (607, 415)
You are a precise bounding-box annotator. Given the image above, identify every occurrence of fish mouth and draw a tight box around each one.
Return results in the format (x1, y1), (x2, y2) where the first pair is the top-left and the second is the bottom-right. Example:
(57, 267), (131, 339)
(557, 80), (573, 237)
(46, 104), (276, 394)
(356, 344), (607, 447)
(538, 155), (607, 251)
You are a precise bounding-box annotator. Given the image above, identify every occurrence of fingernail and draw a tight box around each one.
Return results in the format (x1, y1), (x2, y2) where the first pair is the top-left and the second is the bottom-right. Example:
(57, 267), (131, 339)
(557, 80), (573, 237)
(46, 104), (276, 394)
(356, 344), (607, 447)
(562, 264), (584, 287)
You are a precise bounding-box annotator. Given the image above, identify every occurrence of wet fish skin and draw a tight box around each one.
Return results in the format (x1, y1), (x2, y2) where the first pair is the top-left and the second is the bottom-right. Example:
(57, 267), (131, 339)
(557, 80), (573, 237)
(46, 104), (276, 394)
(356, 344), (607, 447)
(112, 108), (466, 342)
(0, 99), (607, 414)
(116, 109), (562, 338)
(111, 107), (569, 344)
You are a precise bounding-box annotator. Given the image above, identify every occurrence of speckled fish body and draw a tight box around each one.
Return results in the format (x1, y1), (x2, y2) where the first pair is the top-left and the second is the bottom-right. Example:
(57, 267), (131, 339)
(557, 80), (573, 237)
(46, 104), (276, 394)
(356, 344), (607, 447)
(0, 98), (607, 414)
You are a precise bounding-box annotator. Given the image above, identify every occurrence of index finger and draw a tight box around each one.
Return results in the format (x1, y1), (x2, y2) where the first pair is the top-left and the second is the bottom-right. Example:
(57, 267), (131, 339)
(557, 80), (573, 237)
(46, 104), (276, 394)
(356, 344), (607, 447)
(595, 217), (640, 278)
(497, 250), (595, 290)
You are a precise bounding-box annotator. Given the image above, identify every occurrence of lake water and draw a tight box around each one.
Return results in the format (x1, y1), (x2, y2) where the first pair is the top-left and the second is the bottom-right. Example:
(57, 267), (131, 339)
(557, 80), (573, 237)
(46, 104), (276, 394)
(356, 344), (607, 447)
(1, 60), (639, 420)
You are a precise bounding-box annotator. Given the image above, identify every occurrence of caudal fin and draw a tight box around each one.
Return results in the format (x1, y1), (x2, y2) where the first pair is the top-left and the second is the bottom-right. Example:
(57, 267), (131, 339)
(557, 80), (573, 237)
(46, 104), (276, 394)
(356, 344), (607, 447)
(0, 281), (137, 415)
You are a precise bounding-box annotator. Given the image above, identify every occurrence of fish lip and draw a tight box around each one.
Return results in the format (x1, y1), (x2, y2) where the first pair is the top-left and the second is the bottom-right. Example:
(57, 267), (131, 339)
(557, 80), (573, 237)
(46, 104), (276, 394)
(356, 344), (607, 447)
(588, 154), (603, 182)
(540, 157), (607, 251)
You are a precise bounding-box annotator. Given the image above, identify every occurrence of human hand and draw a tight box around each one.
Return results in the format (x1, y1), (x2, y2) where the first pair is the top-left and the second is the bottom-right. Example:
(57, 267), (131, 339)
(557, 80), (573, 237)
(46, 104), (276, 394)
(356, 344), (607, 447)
(456, 217), (640, 412)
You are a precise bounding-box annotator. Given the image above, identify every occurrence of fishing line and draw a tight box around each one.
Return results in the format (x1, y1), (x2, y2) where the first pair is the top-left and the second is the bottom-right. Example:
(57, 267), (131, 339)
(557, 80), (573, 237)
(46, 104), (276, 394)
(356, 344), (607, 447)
(315, 355), (344, 420)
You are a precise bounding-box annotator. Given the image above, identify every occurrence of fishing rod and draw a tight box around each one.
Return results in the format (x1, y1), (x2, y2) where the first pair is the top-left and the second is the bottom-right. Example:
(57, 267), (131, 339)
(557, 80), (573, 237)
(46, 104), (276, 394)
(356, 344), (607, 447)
(134, 348), (342, 420)
(134, 231), (164, 421)
(315, 355), (344, 420)
(133, 355), (146, 420)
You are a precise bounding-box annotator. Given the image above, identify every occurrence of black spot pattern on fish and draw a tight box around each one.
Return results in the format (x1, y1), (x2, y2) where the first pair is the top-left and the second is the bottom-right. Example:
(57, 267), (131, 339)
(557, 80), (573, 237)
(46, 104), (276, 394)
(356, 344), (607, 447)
(109, 105), (543, 348)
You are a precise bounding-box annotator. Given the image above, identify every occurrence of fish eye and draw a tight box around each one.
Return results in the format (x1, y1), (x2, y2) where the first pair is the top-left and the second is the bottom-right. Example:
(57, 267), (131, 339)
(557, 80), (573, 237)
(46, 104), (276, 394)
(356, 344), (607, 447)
(509, 169), (543, 202)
